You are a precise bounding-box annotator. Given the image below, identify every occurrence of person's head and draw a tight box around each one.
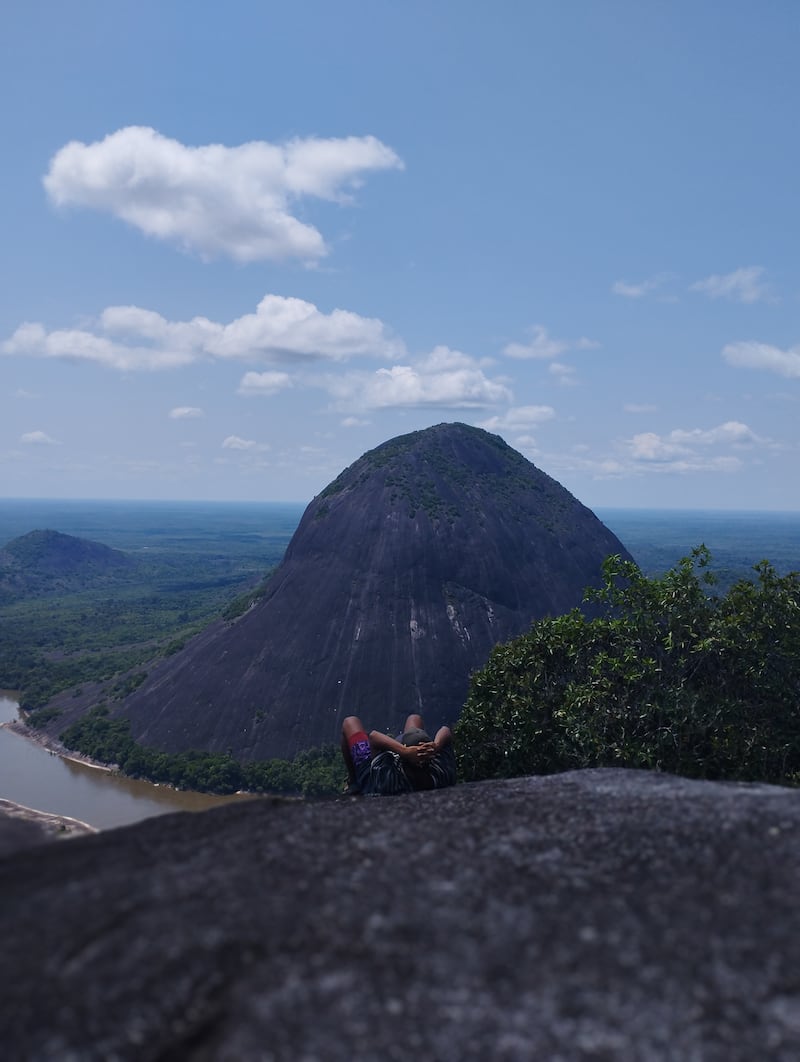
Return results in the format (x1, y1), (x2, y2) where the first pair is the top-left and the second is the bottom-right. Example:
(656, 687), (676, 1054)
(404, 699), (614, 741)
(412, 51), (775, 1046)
(401, 726), (431, 747)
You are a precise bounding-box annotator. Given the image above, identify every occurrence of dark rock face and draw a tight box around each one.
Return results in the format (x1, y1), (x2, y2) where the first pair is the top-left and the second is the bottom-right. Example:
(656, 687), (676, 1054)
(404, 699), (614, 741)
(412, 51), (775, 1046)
(2, 769), (799, 1060)
(116, 422), (631, 760)
(0, 528), (132, 599)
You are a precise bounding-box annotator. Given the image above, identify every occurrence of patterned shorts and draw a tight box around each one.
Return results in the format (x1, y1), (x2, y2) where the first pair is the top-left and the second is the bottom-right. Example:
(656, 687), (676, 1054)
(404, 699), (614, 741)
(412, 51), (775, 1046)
(347, 731), (456, 797)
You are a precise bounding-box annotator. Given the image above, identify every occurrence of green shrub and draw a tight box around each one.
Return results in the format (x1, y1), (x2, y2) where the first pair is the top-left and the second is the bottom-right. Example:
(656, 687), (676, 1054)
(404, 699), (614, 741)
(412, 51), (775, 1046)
(456, 548), (800, 786)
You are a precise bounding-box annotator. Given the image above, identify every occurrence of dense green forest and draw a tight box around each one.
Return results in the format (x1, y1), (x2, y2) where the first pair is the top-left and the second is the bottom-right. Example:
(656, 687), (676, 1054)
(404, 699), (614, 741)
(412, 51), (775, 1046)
(0, 507), (293, 712)
(1, 560), (276, 711)
(456, 548), (800, 787)
(52, 705), (341, 797)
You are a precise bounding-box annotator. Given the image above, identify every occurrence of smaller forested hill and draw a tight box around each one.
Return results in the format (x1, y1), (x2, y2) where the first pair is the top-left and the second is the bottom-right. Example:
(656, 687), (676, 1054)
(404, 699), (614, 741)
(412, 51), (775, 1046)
(0, 530), (134, 601)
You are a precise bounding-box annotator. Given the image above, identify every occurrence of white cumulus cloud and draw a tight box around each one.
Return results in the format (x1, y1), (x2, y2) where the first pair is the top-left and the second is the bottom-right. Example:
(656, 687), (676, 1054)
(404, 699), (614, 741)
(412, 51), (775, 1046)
(328, 346), (512, 411)
(691, 266), (770, 304)
(2, 294), (402, 371)
(207, 295), (400, 362)
(723, 340), (800, 379)
(624, 420), (763, 472)
(44, 126), (404, 263)
(628, 432), (691, 462)
(3, 321), (195, 371)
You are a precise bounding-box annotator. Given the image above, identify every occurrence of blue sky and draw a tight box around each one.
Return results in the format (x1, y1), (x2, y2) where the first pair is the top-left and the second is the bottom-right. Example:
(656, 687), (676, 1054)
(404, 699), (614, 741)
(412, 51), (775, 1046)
(2, 1), (798, 510)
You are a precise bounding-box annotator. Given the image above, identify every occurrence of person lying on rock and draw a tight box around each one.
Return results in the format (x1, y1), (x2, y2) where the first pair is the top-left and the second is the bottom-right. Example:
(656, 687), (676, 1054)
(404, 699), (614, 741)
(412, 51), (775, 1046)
(341, 713), (456, 796)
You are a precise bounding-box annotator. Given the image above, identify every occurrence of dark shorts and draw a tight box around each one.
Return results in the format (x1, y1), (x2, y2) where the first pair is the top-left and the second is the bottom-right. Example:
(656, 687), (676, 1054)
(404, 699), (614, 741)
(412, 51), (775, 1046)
(347, 731), (457, 797)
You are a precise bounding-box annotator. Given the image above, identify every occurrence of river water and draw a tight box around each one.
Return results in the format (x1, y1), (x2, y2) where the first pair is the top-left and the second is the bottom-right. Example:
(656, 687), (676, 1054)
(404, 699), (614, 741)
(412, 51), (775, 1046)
(0, 694), (255, 830)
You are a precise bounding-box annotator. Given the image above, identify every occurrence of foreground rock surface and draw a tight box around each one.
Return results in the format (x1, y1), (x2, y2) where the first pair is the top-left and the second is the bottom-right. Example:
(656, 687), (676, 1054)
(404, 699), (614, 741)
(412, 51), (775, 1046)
(1, 768), (799, 1060)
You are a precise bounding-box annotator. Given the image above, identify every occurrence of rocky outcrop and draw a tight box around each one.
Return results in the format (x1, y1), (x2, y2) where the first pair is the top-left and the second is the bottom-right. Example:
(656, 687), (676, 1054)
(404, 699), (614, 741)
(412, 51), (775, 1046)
(111, 423), (631, 760)
(1, 768), (799, 1060)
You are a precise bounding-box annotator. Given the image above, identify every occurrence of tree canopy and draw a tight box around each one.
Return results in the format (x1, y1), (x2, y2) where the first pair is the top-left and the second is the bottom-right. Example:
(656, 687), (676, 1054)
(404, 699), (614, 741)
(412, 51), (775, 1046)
(456, 548), (800, 787)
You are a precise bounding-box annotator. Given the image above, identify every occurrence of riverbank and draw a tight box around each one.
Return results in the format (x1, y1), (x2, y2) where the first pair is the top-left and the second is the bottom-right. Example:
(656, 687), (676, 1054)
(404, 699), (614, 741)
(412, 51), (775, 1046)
(3, 717), (115, 773)
(0, 716), (104, 841)
(0, 694), (260, 830)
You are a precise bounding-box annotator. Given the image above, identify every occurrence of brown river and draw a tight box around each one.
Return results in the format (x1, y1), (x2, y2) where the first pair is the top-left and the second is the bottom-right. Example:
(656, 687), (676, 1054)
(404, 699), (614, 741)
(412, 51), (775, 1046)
(0, 693), (255, 830)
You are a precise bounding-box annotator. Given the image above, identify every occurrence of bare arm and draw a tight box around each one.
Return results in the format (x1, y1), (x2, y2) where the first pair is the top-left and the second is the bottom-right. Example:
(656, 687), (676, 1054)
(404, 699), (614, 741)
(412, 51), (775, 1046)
(368, 730), (437, 766)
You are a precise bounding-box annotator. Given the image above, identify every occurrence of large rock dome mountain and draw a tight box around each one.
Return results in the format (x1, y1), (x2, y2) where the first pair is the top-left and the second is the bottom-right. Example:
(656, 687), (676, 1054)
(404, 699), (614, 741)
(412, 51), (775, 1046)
(111, 423), (632, 760)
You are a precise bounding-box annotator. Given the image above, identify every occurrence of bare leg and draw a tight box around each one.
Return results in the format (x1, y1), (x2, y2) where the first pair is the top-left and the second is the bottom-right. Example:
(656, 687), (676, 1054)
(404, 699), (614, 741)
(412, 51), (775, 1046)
(433, 725), (452, 749)
(403, 713), (425, 733)
(341, 715), (366, 784)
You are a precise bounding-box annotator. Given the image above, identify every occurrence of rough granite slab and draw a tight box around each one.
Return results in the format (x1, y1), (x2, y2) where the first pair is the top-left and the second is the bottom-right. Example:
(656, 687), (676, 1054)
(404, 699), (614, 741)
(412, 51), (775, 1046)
(0, 768), (798, 1060)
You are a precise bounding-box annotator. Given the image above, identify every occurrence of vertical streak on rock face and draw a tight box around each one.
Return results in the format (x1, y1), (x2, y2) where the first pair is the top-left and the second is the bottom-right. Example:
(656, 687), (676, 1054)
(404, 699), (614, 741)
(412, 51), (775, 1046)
(114, 423), (633, 760)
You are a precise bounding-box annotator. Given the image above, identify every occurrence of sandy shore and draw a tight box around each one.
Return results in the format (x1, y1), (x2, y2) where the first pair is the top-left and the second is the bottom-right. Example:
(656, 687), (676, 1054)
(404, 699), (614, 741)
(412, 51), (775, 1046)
(0, 797), (97, 839)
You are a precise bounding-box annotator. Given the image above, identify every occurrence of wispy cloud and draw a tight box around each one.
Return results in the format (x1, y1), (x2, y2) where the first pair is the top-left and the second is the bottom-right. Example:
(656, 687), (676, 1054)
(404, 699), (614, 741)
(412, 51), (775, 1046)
(549, 362), (577, 386)
(532, 451), (628, 479)
(502, 325), (599, 361)
(221, 435), (267, 451)
(612, 276), (664, 299)
(691, 266), (771, 304)
(668, 421), (762, 446)
(723, 340), (800, 378)
(503, 325), (568, 361)
(44, 126), (403, 263)
(502, 325), (597, 385)
(20, 430), (59, 445)
(237, 371), (293, 396)
(2, 294), (404, 371)
(327, 346), (512, 411)
(624, 403), (658, 414)
(169, 406), (204, 419)
(479, 405), (556, 432)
